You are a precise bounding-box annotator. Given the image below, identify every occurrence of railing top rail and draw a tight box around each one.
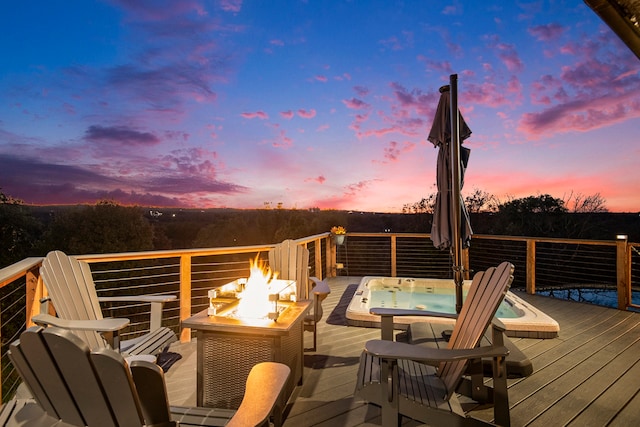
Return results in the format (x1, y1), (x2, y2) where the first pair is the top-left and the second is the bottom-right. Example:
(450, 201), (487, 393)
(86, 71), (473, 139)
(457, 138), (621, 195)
(77, 235), (332, 264)
(293, 232), (329, 244)
(345, 232), (429, 238)
(0, 257), (43, 288)
(76, 244), (276, 263)
(473, 234), (621, 246)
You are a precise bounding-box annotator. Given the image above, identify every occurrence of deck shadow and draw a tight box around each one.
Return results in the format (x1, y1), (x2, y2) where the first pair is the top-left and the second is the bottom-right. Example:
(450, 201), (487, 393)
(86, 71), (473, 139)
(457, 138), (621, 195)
(304, 353), (360, 369)
(326, 284), (358, 326)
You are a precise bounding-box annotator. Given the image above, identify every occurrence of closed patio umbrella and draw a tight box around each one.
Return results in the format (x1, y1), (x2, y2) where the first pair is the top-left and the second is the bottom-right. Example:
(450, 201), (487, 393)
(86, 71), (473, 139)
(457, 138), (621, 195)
(428, 75), (472, 312)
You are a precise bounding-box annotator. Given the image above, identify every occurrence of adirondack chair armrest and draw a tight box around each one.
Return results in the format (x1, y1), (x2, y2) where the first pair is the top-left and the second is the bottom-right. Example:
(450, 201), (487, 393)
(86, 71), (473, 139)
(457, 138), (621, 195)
(32, 313), (130, 332)
(226, 362), (291, 427)
(365, 339), (510, 363)
(309, 277), (331, 295)
(370, 307), (458, 341)
(98, 295), (177, 331)
(98, 295), (177, 303)
(31, 313), (129, 350)
(491, 317), (507, 332)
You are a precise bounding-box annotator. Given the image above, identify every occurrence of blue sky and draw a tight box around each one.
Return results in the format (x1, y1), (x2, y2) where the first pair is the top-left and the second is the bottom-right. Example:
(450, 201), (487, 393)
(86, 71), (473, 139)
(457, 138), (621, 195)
(1, 0), (639, 212)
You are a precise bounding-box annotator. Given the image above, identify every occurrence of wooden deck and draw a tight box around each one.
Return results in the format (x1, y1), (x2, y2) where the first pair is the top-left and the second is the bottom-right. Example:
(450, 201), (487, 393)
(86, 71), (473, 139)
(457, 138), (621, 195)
(164, 277), (640, 426)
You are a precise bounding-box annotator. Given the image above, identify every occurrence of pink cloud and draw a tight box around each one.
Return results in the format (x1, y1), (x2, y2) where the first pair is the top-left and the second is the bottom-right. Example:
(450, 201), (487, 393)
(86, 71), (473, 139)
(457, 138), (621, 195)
(342, 98), (370, 110)
(270, 39), (284, 46)
(241, 111), (269, 119)
(519, 39), (640, 139)
(518, 94), (640, 138)
(383, 140), (416, 162)
(495, 43), (524, 72)
(219, 0), (242, 13)
(389, 82), (434, 113)
(272, 129), (293, 148)
(280, 110), (294, 119)
(463, 82), (515, 108)
(315, 75), (328, 82)
(379, 31), (413, 51)
(297, 109), (316, 119)
(353, 86), (369, 97)
(417, 56), (453, 74)
(84, 125), (160, 147)
(528, 23), (565, 41)
(316, 124), (329, 132)
(442, 5), (461, 15)
(306, 175), (326, 184)
(343, 180), (373, 197)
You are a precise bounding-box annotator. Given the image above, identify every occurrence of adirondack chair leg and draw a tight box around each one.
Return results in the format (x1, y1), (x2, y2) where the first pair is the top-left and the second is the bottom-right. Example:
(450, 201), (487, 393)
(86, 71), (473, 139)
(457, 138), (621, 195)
(491, 328), (510, 426)
(492, 355), (510, 426)
(380, 314), (394, 341)
(468, 358), (490, 403)
(100, 330), (120, 351)
(380, 359), (401, 426)
(150, 301), (163, 331)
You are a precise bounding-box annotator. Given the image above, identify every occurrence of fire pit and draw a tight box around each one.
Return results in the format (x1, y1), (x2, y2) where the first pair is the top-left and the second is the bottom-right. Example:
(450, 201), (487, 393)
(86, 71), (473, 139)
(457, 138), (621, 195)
(207, 277), (297, 321)
(182, 255), (311, 411)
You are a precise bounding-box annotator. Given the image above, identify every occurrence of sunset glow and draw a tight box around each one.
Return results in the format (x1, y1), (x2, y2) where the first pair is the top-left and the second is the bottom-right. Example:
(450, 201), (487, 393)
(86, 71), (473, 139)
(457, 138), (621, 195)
(1, 1), (639, 212)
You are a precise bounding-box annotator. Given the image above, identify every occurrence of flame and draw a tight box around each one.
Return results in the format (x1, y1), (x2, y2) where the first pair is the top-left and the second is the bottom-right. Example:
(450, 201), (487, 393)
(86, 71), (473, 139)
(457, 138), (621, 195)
(236, 255), (278, 319)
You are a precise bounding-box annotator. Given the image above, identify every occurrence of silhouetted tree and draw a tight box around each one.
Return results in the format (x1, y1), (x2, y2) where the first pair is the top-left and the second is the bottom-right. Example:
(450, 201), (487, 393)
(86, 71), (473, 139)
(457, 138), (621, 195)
(493, 194), (568, 237)
(464, 188), (499, 213)
(42, 200), (154, 254)
(402, 194), (436, 214)
(564, 192), (608, 213)
(0, 190), (43, 268)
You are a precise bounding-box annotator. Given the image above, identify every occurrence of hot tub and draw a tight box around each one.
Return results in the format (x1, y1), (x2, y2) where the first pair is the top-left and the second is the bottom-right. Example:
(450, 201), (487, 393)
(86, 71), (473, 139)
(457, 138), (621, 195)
(346, 276), (559, 338)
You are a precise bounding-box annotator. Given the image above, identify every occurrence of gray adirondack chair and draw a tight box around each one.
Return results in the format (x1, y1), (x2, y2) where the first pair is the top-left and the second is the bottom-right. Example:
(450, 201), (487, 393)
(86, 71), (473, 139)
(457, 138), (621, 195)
(355, 261), (515, 426)
(32, 250), (177, 356)
(268, 240), (330, 351)
(3, 326), (290, 427)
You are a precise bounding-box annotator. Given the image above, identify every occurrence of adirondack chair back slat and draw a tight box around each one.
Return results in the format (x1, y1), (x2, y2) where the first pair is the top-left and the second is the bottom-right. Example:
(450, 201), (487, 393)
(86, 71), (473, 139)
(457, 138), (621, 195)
(42, 329), (135, 427)
(268, 239), (310, 301)
(438, 262), (513, 395)
(91, 350), (150, 426)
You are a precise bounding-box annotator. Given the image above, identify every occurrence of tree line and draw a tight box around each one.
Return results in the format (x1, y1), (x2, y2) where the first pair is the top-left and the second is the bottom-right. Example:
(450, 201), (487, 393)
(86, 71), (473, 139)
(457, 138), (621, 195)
(1, 189), (638, 269)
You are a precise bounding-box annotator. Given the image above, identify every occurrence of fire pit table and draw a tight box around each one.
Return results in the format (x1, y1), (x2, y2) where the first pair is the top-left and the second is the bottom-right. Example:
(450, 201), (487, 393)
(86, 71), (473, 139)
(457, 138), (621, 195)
(182, 299), (312, 411)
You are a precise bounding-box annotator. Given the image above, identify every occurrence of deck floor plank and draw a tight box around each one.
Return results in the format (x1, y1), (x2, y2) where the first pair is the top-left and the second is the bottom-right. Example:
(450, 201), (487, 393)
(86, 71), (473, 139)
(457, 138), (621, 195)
(513, 317), (640, 426)
(163, 277), (640, 426)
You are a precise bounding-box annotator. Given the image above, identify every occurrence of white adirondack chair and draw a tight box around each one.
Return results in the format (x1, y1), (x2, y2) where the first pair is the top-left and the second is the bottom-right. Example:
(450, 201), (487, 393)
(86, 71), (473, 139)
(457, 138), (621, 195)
(33, 250), (177, 356)
(268, 240), (330, 351)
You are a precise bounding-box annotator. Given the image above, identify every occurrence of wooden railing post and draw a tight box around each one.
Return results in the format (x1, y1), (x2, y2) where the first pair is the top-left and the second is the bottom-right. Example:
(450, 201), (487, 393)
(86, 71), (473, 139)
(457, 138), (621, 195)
(390, 234), (397, 277)
(461, 248), (470, 280)
(326, 237), (336, 277)
(25, 267), (42, 328)
(180, 254), (192, 342)
(314, 238), (323, 280)
(616, 235), (629, 310)
(526, 239), (536, 294)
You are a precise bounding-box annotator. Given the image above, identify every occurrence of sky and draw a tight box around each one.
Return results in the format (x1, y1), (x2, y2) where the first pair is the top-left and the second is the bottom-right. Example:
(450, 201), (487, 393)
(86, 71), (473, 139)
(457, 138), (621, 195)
(1, 0), (639, 213)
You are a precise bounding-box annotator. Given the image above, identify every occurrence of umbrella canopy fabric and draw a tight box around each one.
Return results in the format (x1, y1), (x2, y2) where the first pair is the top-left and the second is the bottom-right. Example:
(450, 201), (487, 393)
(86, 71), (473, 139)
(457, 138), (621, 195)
(428, 87), (473, 251)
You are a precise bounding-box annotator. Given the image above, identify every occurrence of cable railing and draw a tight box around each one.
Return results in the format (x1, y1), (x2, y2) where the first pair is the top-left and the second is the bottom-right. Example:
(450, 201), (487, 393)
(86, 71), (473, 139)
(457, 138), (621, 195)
(0, 232), (638, 402)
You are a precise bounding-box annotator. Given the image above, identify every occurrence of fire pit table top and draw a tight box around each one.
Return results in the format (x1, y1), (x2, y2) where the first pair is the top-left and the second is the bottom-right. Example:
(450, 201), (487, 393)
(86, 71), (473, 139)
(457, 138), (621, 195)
(183, 300), (312, 335)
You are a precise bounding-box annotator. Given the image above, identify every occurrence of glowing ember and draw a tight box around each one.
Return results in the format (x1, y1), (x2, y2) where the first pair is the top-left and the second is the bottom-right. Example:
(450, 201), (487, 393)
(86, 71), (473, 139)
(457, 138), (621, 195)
(236, 255), (278, 319)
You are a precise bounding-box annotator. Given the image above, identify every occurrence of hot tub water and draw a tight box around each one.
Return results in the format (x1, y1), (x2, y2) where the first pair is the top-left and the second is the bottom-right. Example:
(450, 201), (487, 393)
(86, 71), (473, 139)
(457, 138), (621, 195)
(346, 276), (559, 338)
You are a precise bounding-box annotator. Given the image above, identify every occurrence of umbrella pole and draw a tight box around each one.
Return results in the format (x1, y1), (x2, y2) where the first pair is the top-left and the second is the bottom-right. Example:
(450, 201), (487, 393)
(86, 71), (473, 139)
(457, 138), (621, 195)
(449, 74), (464, 313)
